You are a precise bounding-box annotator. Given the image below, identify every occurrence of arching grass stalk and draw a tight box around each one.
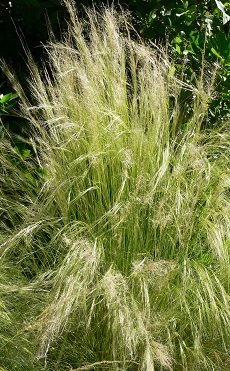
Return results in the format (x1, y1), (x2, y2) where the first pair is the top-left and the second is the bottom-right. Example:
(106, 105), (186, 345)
(0, 1), (230, 370)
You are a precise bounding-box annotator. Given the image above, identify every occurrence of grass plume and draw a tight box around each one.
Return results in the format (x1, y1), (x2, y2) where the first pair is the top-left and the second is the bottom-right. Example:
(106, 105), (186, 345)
(0, 1), (230, 370)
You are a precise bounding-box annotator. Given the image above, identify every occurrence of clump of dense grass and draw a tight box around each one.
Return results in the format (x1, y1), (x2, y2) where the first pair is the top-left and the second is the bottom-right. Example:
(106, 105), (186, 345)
(0, 1), (230, 370)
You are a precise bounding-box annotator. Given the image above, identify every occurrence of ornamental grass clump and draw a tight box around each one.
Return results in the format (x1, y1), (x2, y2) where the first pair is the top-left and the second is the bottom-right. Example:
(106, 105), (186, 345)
(0, 1), (230, 370)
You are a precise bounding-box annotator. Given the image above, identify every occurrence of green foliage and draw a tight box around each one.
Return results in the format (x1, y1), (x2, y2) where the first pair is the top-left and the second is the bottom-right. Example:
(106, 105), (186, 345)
(130, 0), (230, 125)
(0, 89), (18, 135)
(0, 89), (18, 118)
(0, 87), (47, 197)
(0, 2), (230, 370)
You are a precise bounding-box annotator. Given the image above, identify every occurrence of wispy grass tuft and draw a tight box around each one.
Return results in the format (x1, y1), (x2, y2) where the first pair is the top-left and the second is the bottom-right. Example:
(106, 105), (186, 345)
(0, 0), (230, 370)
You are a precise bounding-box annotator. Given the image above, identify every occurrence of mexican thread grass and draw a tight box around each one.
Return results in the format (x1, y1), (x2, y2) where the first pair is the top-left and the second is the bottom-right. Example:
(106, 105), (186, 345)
(0, 1), (230, 370)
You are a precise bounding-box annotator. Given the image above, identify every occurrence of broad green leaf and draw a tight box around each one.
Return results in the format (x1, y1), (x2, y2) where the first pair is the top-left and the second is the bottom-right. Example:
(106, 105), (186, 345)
(0, 93), (18, 104)
(22, 148), (31, 159)
(211, 47), (223, 59)
(24, 171), (34, 183)
(176, 43), (181, 54)
(174, 36), (182, 44)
